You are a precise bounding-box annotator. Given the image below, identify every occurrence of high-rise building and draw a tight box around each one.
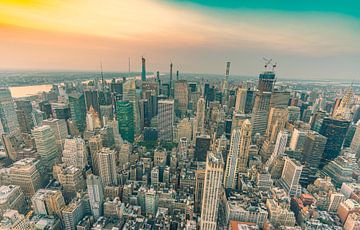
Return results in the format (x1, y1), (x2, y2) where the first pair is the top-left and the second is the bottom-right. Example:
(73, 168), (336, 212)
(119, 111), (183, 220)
(194, 169), (205, 213)
(123, 79), (140, 134)
(174, 80), (189, 114)
(86, 174), (104, 218)
(289, 128), (308, 152)
(287, 106), (301, 123)
(97, 148), (118, 186)
(176, 118), (193, 143)
(88, 135), (103, 175)
(244, 89), (255, 114)
(0, 185), (25, 216)
(32, 189), (65, 217)
(0, 210), (31, 229)
(141, 56), (146, 81)
(351, 121), (360, 158)
(194, 135), (211, 162)
(32, 125), (60, 174)
(116, 100), (135, 143)
(68, 93), (86, 133)
(319, 117), (350, 167)
(62, 137), (88, 170)
(0, 87), (21, 137)
(266, 130), (288, 168)
(42, 118), (68, 151)
(302, 131), (327, 169)
(270, 90), (290, 108)
(195, 97), (206, 136)
(15, 99), (34, 134)
(200, 151), (224, 230)
(266, 107), (288, 143)
(251, 71), (275, 136)
(84, 89), (101, 117)
(234, 88), (247, 114)
(224, 120), (252, 189)
(279, 157), (303, 197)
(157, 99), (175, 141)
(62, 197), (86, 230)
(53, 164), (86, 201)
(9, 158), (41, 197)
(222, 62), (230, 105)
(332, 86), (353, 120)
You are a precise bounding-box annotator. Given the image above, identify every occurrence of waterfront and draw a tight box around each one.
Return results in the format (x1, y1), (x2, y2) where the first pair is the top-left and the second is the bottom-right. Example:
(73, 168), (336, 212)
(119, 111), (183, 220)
(9, 84), (52, 98)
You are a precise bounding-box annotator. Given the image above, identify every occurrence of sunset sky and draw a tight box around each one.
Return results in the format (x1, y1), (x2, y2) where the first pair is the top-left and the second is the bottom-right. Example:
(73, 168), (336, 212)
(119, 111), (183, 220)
(0, 0), (359, 79)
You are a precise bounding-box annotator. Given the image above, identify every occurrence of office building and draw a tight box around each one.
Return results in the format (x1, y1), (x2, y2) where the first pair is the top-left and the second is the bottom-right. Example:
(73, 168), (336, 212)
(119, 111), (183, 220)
(32, 189), (65, 217)
(0, 185), (25, 216)
(319, 117), (350, 167)
(224, 120), (252, 189)
(279, 157), (303, 197)
(195, 97), (206, 136)
(0, 87), (21, 137)
(174, 80), (189, 114)
(157, 99), (175, 141)
(9, 158), (41, 197)
(15, 99), (34, 134)
(43, 118), (68, 151)
(251, 71), (275, 136)
(62, 137), (88, 170)
(194, 135), (211, 162)
(116, 100), (135, 143)
(200, 151), (224, 230)
(68, 93), (87, 133)
(62, 198), (86, 230)
(234, 88), (247, 114)
(32, 125), (59, 174)
(97, 148), (118, 186)
(84, 89), (101, 116)
(86, 174), (104, 218)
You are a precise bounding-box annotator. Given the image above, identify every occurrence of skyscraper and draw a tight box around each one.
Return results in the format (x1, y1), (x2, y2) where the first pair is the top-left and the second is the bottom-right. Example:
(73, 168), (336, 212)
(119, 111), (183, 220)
(194, 135), (211, 162)
(32, 125), (59, 174)
(84, 89), (101, 117)
(251, 71), (276, 136)
(15, 99), (34, 134)
(222, 62), (230, 105)
(195, 97), (206, 136)
(200, 151), (224, 230)
(319, 117), (350, 167)
(116, 100), (135, 143)
(141, 56), (146, 81)
(174, 80), (189, 115)
(68, 93), (86, 133)
(157, 99), (175, 141)
(9, 158), (41, 197)
(279, 157), (303, 197)
(350, 120), (360, 158)
(87, 174), (104, 218)
(224, 119), (252, 189)
(0, 87), (20, 137)
(32, 189), (65, 217)
(123, 79), (140, 133)
(234, 88), (247, 114)
(42, 118), (68, 151)
(97, 148), (118, 186)
(62, 138), (88, 170)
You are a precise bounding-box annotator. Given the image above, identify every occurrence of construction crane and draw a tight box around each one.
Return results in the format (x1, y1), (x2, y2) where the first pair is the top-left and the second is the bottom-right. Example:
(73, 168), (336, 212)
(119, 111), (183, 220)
(263, 57), (272, 70)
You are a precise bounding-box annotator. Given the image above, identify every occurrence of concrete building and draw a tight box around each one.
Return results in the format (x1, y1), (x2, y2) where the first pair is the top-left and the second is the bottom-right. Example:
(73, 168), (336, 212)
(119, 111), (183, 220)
(9, 158), (41, 197)
(278, 157), (303, 197)
(0, 87), (21, 137)
(86, 174), (104, 218)
(31, 189), (65, 217)
(42, 118), (68, 151)
(97, 148), (118, 186)
(200, 151), (224, 230)
(0, 210), (31, 230)
(0, 185), (25, 216)
(174, 80), (189, 114)
(62, 137), (88, 170)
(32, 125), (59, 174)
(157, 99), (175, 141)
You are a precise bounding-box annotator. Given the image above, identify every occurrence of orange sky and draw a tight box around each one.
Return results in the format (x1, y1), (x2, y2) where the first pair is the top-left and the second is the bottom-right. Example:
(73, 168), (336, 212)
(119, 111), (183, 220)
(1, 0), (359, 79)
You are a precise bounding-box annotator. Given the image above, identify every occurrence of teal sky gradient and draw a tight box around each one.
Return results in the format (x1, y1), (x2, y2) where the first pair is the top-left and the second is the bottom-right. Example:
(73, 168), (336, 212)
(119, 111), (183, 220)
(169, 0), (360, 19)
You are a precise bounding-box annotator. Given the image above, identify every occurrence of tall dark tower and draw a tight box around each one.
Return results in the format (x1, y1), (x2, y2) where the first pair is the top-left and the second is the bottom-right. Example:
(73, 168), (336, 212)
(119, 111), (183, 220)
(176, 70), (179, 81)
(319, 117), (350, 168)
(141, 56), (146, 81)
(169, 62), (173, 97)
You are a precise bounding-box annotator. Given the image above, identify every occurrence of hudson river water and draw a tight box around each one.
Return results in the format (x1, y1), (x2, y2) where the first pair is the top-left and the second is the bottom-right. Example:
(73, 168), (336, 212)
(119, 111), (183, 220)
(9, 84), (52, 98)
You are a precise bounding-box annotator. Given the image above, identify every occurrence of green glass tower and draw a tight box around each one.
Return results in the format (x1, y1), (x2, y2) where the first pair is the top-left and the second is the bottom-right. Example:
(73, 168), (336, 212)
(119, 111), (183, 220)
(68, 93), (86, 133)
(116, 100), (135, 143)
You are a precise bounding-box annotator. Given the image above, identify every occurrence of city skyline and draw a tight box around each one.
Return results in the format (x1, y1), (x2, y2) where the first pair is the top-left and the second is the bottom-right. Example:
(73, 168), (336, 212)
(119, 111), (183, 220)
(1, 0), (360, 79)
